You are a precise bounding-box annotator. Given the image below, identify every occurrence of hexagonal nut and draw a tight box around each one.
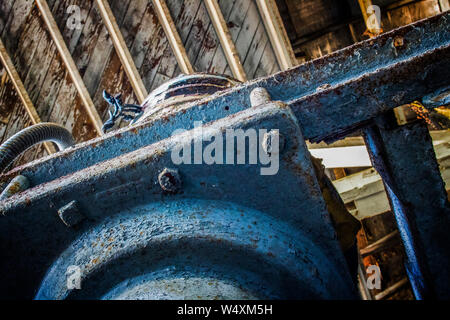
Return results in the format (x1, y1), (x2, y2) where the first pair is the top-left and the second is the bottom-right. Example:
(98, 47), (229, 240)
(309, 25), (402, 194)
(57, 200), (84, 228)
(158, 168), (182, 193)
(393, 36), (405, 49)
(262, 130), (285, 155)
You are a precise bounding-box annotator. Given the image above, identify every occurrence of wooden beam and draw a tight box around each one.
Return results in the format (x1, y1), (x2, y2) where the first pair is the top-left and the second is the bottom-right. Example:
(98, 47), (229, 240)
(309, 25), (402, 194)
(360, 230), (400, 257)
(255, 0), (296, 70)
(204, 0), (247, 82)
(94, 0), (148, 104)
(375, 278), (409, 300)
(0, 38), (56, 154)
(357, 0), (382, 35)
(152, 0), (194, 75)
(333, 133), (450, 220)
(439, 0), (450, 12)
(35, 0), (103, 135)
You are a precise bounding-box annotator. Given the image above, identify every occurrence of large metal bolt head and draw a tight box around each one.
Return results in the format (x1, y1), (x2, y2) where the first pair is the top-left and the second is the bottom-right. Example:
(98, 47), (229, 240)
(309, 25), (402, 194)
(0, 175), (30, 201)
(262, 130), (285, 155)
(58, 200), (85, 228)
(158, 168), (182, 193)
(250, 87), (271, 107)
(393, 36), (405, 49)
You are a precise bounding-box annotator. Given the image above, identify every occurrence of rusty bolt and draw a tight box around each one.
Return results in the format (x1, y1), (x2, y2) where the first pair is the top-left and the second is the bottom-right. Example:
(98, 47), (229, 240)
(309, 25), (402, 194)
(393, 36), (405, 49)
(58, 200), (85, 228)
(262, 130), (285, 155)
(0, 175), (30, 201)
(158, 168), (182, 193)
(250, 87), (271, 107)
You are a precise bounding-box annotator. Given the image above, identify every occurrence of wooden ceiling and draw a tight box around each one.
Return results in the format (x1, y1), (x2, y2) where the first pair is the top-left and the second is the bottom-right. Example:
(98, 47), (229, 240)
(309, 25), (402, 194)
(0, 0), (294, 168)
(0, 0), (447, 170)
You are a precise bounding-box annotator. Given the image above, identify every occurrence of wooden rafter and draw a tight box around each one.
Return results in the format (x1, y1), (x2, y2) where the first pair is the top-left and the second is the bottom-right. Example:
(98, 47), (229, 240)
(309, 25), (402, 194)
(255, 0), (296, 71)
(35, 0), (103, 135)
(204, 0), (247, 82)
(440, 0), (450, 12)
(0, 38), (56, 154)
(95, 0), (148, 104)
(375, 278), (409, 300)
(152, 0), (194, 75)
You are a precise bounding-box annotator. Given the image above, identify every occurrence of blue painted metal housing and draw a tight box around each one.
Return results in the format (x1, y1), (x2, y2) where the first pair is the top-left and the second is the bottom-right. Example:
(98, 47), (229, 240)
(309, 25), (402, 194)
(0, 13), (449, 300)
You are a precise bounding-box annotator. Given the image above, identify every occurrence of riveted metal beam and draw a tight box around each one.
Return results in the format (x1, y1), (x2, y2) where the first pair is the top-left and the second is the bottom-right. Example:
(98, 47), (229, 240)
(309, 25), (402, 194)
(363, 116), (450, 299)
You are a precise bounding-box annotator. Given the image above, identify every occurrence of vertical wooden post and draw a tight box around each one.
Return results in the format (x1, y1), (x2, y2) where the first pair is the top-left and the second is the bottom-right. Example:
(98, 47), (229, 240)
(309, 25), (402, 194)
(439, 0), (450, 12)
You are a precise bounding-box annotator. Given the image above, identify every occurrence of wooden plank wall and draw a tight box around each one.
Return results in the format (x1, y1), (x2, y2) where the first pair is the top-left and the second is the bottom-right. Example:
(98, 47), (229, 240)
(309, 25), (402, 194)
(286, 0), (443, 61)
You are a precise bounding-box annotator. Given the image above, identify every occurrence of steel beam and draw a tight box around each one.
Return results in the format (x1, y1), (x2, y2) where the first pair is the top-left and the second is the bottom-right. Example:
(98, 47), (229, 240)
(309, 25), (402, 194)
(363, 115), (450, 299)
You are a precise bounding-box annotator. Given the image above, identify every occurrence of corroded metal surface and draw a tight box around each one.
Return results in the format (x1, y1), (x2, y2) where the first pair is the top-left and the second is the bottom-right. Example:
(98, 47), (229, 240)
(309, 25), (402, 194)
(0, 101), (356, 299)
(364, 116), (450, 299)
(1, 13), (449, 188)
(0, 13), (449, 300)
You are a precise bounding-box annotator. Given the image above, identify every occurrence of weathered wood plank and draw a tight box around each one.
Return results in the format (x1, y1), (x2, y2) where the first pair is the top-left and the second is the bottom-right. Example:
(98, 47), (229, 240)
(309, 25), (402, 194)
(253, 36), (280, 78)
(0, 69), (22, 142)
(83, 0), (130, 96)
(208, 0), (236, 75)
(0, 0), (14, 36)
(91, 45), (137, 122)
(243, 20), (269, 79)
(42, 0), (100, 144)
(255, 0), (296, 70)
(36, 0), (103, 134)
(95, 0), (148, 103)
(0, 5), (46, 163)
(153, 0), (194, 74)
(138, 14), (172, 90)
(204, 0), (247, 81)
(0, 37), (56, 154)
(1, 0), (34, 54)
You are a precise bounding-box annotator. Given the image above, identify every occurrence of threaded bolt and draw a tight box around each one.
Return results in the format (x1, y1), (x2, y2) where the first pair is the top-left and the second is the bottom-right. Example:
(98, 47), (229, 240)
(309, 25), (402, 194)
(0, 175), (30, 201)
(250, 87), (271, 107)
(158, 168), (182, 193)
(58, 200), (85, 227)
